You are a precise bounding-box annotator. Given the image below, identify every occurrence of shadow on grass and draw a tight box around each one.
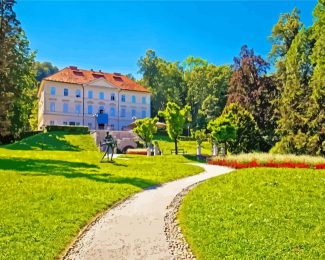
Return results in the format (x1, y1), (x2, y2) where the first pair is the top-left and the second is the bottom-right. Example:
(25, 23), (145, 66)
(183, 154), (208, 163)
(4, 132), (83, 151)
(0, 157), (158, 189)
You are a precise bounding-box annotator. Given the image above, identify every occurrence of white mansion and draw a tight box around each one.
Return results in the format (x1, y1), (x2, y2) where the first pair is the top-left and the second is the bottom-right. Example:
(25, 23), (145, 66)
(37, 66), (151, 130)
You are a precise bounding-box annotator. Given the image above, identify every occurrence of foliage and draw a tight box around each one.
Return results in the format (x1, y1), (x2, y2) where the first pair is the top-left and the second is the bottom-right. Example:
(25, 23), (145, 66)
(0, 0), (37, 137)
(306, 0), (325, 155)
(45, 125), (89, 134)
(227, 45), (278, 151)
(138, 50), (231, 128)
(34, 61), (59, 82)
(186, 64), (231, 127)
(222, 103), (260, 154)
(179, 168), (325, 259)
(191, 129), (207, 146)
(158, 102), (191, 154)
(207, 114), (236, 154)
(133, 117), (158, 147)
(0, 132), (203, 259)
(275, 28), (314, 154)
(268, 7), (302, 82)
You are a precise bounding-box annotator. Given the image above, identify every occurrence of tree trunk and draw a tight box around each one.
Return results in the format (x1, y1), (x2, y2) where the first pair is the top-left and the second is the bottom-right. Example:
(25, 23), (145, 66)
(224, 142), (227, 156)
(197, 144), (201, 156)
(174, 138), (178, 155)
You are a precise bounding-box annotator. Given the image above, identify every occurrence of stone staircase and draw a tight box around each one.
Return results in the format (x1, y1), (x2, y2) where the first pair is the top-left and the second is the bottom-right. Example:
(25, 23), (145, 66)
(91, 130), (139, 153)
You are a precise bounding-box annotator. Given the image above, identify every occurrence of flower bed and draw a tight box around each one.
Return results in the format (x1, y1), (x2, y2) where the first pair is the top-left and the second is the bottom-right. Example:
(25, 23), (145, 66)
(126, 148), (147, 155)
(208, 153), (325, 169)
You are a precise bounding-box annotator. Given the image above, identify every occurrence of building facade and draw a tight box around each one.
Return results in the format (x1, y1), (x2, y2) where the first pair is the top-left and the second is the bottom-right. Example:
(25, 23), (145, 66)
(38, 66), (151, 130)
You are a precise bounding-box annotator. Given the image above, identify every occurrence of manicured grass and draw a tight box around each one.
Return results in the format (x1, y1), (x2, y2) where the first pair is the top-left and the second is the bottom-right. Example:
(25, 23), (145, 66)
(179, 168), (325, 259)
(0, 132), (203, 259)
(153, 135), (211, 155)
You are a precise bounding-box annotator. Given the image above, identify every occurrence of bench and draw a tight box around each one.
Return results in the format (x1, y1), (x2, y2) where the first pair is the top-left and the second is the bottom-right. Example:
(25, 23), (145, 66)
(171, 148), (187, 155)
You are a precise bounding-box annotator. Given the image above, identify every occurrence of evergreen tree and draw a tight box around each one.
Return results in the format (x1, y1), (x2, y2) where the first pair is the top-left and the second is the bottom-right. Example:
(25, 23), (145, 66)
(306, 0), (325, 155)
(274, 28), (314, 154)
(0, 0), (36, 138)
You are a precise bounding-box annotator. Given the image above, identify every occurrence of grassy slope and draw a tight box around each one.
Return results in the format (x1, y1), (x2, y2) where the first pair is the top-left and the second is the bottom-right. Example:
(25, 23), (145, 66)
(153, 135), (211, 155)
(0, 132), (203, 259)
(179, 168), (325, 259)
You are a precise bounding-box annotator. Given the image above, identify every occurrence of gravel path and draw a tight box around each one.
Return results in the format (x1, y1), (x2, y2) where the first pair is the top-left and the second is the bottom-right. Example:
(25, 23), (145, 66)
(63, 163), (233, 260)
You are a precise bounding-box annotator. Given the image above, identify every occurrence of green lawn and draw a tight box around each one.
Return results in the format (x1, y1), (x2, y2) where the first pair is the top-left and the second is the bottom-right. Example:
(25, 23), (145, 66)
(0, 132), (203, 259)
(179, 168), (325, 259)
(153, 135), (211, 155)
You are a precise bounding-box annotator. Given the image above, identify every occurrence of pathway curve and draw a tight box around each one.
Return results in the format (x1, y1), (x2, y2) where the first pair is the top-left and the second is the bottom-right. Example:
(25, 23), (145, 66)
(64, 163), (233, 260)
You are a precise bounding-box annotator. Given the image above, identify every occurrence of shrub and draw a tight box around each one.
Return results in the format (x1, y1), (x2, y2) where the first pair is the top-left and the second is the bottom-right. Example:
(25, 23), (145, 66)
(45, 125), (89, 134)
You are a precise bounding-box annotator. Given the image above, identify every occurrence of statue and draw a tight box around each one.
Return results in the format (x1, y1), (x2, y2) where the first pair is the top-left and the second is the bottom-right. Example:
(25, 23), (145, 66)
(100, 131), (117, 162)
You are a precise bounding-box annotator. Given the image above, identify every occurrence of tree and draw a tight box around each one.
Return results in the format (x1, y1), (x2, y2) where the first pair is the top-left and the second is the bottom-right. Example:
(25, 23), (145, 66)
(268, 7), (302, 79)
(274, 27), (314, 154)
(227, 45), (278, 151)
(158, 102), (191, 154)
(222, 103), (260, 154)
(208, 115), (237, 155)
(191, 129), (207, 156)
(34, 61), (58, 82)
(186, 64), (231, 128)
(138, 50), (185, 117)
(133, 117), (158, 147)
(305, 0), (325, 155)
(0, 0), (36, 138)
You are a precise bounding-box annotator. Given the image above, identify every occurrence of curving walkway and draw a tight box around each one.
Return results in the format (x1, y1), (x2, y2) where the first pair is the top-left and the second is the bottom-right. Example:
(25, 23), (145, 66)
(64, 163), (233, 260)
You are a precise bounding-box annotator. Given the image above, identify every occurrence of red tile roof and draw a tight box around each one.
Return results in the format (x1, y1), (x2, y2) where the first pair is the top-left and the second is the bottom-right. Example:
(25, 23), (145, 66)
(44, 66), (150, 93)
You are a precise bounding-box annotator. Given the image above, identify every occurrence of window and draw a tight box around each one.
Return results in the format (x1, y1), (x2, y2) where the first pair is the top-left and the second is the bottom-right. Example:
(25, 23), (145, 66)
(87, 122), (92, 129)
(141, 110), (146, 118)
(99, 105), (104, 113)
(76, 89), (81, 98)
(110, 107), (115, 117)
(121, 108), (126, 117)
(110, 93), (115, 101)
(76, 122), (80, 126)
(63, 103), (69, 113)
(64, 88), (69, 96)
(99, 92), (104, 100)
(142, 96), (146, 104)
(131, 109), (136, 117)
(87, 105), (93, 114)
(121, 95), (126, 102)
(50, 120), (54, 125)
(75, 104), (81, 114)
(88, 90), (93, 99)
(131, 95), (136, 103)
(50, 87), (56, 96)
(69, 122), (75, 126)
(63, 121), (68, 125)
(50, 102), (55, 112)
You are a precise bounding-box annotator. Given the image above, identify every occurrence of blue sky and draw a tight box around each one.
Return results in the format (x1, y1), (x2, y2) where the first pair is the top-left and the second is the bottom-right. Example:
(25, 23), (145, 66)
(16, 0), (317, 78)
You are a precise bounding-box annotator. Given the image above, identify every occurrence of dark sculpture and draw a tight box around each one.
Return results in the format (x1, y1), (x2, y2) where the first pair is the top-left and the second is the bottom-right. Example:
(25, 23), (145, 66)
(100, 131), (117, 162)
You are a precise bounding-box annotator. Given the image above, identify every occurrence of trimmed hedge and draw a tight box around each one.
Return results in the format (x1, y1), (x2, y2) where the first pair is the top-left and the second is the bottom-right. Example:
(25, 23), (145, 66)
(45, 125), (89, 134)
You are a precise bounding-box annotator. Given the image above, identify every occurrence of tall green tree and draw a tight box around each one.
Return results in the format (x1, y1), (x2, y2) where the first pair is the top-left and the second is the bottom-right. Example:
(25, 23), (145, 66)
(186, 64), (231, 128)
(0, 0), (36, 138)
(274, 27), (314, 154)
(268, 7), (302, 81)
(138, 50), (185, 117)
(158, 102), (191, 155)
(305, 0), (325, 155)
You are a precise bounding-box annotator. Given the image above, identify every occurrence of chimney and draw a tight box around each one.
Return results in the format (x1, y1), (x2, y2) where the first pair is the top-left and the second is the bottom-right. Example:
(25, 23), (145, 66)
(69, 66), (78, 70)
(91, 69), (94, 72)
(99, 69), (102, 73)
